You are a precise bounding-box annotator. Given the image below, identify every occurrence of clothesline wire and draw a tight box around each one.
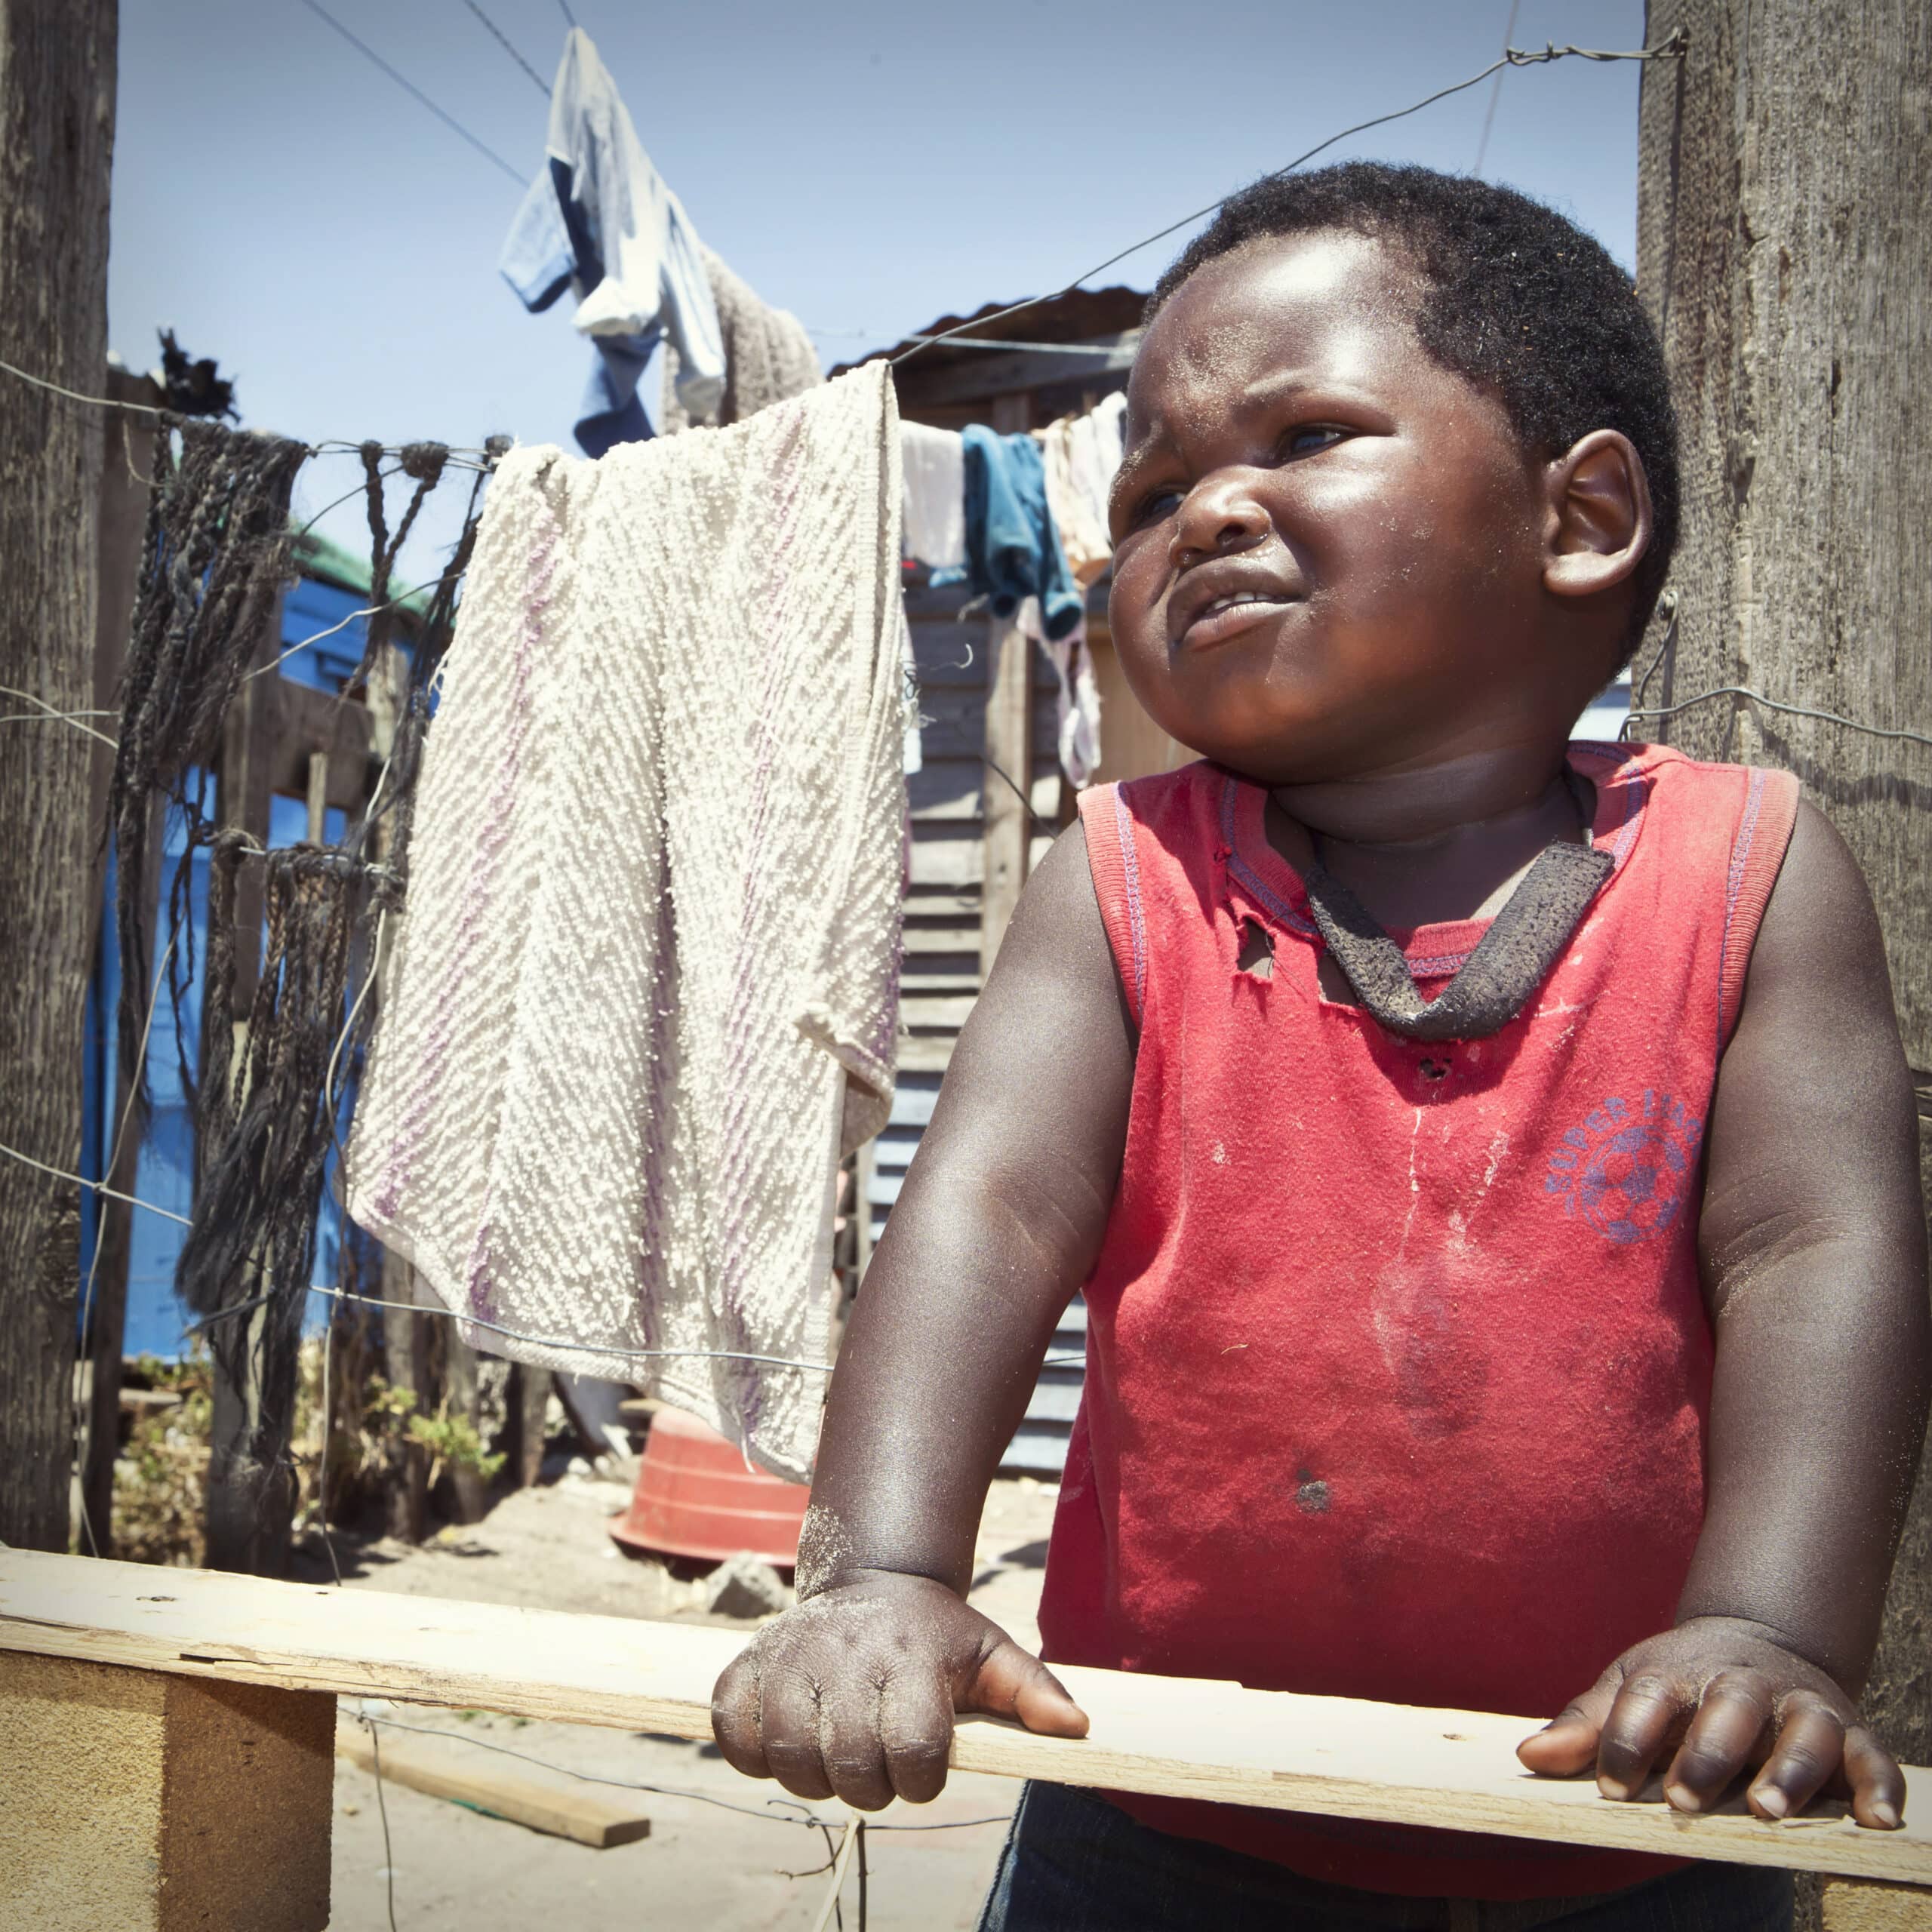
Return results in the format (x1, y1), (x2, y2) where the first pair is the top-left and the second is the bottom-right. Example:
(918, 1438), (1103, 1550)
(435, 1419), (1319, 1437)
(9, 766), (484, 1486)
(890, 34), (1689, 370)
(6, 1127), (1092, 1374)
(247, 574), (454, 682)
(0, 351), (502, 467)
(186, 1280), (842, 1374)
(296, 0), (528, 185)
(357, 1712), (1011, 1834)
(363, 1718), (400, 1932)
(0, 1137), (193, 1225)
(288, 8), (1676, 376)
(459, 0), (550, 96)
(294, 466), (403, 544)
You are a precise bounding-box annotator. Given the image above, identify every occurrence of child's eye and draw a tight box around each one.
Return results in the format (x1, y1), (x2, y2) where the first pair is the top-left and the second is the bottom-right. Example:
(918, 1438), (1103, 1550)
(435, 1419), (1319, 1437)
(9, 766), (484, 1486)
(1281, 424), (1349, 458)
(1131, 485), (1184, 527)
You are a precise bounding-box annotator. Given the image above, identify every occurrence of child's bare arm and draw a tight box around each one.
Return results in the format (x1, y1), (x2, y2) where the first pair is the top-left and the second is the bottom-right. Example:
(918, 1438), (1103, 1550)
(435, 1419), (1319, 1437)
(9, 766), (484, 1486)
(711, 822), (1134, 1808)
(1520, 801), (1931, 1824)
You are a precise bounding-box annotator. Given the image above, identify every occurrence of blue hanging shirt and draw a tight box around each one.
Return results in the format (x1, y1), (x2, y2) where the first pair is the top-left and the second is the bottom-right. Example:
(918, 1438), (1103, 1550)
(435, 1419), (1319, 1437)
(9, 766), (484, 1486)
(945, 425), (1084, 641)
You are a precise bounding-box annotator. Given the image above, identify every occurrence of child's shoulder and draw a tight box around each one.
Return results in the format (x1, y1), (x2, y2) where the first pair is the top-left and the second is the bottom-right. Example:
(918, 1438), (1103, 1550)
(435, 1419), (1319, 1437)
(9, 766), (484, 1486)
(1075, 760), (1227, 901)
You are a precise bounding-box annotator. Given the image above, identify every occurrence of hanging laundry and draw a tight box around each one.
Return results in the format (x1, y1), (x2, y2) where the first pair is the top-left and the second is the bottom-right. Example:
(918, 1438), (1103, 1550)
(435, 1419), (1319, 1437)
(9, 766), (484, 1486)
(347, 363), (910, 1481)
(499, 28), (726, 457)
(1085, 389), (1128, 495)
(900, 420), (966, 570)
(1017, 597), (1104, 789)
(952, 424), (1084, 641)
(660, 247), (823, 431)
(1036, 411), (1112, 589)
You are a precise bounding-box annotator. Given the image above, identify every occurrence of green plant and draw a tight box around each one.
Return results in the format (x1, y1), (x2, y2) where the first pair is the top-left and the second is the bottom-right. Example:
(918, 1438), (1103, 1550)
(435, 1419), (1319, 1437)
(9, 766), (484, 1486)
(405, 1405), (507, 1487)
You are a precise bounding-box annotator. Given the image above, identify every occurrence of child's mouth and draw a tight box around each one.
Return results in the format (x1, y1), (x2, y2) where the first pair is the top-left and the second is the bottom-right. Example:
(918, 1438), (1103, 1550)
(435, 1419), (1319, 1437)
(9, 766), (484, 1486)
(1177, 591), (1299, 651)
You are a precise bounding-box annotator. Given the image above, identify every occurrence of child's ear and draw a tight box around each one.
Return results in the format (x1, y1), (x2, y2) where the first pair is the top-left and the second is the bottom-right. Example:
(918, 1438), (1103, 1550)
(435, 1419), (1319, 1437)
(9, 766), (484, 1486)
(1541, 430), (1653, 600)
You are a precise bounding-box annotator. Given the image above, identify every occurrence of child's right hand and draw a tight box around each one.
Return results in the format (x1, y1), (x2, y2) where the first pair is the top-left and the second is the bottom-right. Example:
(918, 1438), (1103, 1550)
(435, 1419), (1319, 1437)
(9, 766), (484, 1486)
(710, 1570), (1090, 1810)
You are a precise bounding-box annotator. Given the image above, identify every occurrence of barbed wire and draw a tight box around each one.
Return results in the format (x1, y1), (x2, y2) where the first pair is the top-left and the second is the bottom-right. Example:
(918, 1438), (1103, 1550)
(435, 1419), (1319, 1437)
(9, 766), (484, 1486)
(459, 0), (549, 97)
(1626, 685), (1932, 752)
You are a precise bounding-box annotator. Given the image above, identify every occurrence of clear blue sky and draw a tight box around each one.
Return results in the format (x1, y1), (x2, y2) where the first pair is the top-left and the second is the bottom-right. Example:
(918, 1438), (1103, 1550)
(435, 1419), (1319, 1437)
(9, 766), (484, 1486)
(109, 0), (1647, 577)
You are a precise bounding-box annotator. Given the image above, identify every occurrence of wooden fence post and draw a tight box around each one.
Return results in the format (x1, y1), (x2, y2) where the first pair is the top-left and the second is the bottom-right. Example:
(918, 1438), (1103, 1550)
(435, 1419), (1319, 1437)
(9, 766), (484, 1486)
(0, 0), (118, 1551)
(1638, 7), (1932, 1924)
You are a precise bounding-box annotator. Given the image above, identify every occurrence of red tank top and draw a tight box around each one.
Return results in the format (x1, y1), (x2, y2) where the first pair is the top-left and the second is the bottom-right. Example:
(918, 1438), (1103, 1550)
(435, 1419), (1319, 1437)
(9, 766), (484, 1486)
(1038, 743), (1799, 1900)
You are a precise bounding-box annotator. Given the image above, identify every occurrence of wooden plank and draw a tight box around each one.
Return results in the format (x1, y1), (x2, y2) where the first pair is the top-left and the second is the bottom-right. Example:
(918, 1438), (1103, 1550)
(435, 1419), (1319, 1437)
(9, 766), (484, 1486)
(212, 649), (278, 1008)
(899, 340), (1135, 413)
(269, 676), (371, 811)
(900, 928), (980, 958)
(304, 750), (328, 845)
(888, 1084), (942, 1128)
(906, 629), (992, 688)
(4, 1552), (1931, 1887)
(895, 1035), (958, 1074)
(1084, 629), (1189, 787)
(906, 760), (985, 820)
(908, 838), (983, 888)
(912, 688), (1056, 766)
(901, 973), (980, 997)
(335, 1718), (650, 1849)
(901, 993), (978, 1030)
(904, 889), (982, 920)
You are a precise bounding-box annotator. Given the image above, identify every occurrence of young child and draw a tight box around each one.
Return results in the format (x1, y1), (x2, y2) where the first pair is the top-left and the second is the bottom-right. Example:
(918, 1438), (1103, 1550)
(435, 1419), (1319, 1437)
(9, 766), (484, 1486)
(712, 165), (1930, 1930)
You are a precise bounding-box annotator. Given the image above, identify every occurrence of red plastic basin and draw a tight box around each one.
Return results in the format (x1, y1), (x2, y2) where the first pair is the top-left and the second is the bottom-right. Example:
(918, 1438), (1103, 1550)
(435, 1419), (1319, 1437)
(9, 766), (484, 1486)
(610, 1404), (809, 1567)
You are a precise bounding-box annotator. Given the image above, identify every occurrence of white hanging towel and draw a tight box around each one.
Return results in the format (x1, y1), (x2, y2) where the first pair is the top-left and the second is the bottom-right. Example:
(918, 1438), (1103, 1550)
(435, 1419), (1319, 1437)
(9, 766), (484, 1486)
(347, 362), (909, 1481)
(900, 420), (967, 568)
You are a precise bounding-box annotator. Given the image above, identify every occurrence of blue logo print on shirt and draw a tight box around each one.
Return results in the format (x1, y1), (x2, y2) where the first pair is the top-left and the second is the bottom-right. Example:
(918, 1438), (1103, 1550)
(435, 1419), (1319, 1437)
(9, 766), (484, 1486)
(1545, 1092), (1705, 1245)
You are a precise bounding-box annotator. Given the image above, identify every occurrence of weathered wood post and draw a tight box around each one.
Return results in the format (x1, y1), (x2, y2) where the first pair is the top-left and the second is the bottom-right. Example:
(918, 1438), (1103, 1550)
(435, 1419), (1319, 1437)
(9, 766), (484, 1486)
(1638, 5), (1932, 1923)
(0, 0), (118, 1551)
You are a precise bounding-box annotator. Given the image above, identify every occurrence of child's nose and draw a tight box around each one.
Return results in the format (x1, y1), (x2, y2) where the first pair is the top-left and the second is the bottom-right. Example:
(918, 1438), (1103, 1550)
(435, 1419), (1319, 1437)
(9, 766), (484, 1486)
(1170, 478), (1269, 568)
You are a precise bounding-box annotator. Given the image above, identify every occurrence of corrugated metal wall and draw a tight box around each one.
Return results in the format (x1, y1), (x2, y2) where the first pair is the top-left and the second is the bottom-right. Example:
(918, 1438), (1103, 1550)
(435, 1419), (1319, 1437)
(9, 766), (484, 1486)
(860, 580), (1084, 1474)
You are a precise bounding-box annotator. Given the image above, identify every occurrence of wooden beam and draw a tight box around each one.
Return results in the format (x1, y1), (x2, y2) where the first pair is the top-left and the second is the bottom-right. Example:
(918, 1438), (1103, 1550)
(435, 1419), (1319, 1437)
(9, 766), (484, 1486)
(271, 675), (371, 811)
(382, 1249), (430, 1543)
(895, 1035), (959, 1075)
(4, 1551), (1932, 1888)
(0, 1649), (333, 1932)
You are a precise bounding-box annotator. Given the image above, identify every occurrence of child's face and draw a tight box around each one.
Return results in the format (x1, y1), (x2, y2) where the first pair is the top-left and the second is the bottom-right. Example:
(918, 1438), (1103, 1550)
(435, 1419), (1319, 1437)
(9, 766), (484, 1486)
(1108, 229), (1579, 787)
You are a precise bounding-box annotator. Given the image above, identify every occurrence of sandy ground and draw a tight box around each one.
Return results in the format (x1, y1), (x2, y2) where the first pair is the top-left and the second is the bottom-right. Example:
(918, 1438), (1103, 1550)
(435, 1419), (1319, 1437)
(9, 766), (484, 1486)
(322, 1470), (1060, 1931)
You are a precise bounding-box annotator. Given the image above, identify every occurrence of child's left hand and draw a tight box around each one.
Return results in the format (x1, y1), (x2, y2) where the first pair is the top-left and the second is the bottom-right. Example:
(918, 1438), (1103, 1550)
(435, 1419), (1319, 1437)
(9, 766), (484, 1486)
(1516, 1615), (1905, 1828)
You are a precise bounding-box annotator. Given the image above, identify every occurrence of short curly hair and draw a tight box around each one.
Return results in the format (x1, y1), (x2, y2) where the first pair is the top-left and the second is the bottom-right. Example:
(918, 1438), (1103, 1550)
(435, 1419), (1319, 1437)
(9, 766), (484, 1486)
(1149, 162), (1677, 666)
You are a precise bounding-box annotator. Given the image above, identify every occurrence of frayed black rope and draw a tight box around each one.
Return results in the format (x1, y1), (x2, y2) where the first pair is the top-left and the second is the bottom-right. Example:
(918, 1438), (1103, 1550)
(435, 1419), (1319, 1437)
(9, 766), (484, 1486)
(177, 840), (361, 1476)
(107, 418), (310, 1106)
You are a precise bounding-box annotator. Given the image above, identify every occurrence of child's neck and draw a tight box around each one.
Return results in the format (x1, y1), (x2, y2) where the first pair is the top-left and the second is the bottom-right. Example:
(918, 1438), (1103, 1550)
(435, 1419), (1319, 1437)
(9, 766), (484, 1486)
(1266, 743), (1592, 931)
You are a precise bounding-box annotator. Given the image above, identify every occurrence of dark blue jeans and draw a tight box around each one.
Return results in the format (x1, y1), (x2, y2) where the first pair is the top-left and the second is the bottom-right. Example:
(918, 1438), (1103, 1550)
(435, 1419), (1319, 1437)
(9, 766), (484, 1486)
(977, 1783), (1795, 1932)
